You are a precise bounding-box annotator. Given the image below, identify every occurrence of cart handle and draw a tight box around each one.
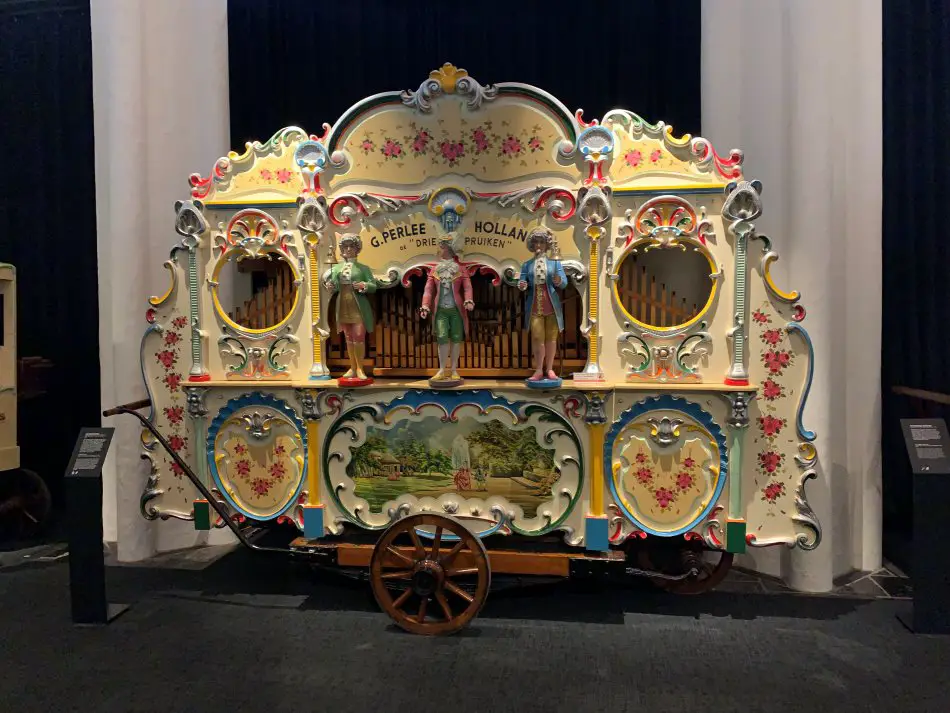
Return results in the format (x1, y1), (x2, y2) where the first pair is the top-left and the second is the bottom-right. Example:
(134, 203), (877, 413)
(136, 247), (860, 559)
(102, 398), (152, 417)
(102, 400), (293, 557)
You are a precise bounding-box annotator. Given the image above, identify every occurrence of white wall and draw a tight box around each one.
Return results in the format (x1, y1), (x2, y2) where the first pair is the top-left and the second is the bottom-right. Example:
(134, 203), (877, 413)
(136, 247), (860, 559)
(92, 0), (233, 559)
(702, 0), (883, 589)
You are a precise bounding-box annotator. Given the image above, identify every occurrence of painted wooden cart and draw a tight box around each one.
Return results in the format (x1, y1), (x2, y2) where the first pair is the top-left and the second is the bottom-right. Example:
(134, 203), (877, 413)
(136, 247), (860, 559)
(111, 65), (821, 634)
(0, 263), (52, 540)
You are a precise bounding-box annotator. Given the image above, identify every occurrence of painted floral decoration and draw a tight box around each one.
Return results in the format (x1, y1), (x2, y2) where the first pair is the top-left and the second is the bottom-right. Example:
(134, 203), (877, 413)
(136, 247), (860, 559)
(382, 138), (403, 159)
(151, 313), (189, 491)
(624, 150), (642, 167)
(762, 481), (785, 503)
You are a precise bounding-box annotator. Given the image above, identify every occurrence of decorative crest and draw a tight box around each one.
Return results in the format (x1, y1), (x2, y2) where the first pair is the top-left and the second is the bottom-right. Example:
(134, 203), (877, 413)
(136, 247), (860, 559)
(401, 63), (499, 113)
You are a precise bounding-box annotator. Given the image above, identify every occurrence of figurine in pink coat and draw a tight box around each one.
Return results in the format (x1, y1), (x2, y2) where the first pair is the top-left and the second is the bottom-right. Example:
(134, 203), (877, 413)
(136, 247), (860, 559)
(419, 232), (474, 385)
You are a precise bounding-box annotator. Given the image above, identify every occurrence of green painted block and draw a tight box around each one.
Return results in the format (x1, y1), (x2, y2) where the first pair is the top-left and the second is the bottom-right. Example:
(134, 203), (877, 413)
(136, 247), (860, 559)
(726, 520), (747, 554)
(194, 500), (211, 531)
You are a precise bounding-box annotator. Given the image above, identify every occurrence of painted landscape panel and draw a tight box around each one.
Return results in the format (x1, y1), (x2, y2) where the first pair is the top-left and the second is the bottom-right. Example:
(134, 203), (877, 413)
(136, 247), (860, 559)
(348, 418), (558, 516)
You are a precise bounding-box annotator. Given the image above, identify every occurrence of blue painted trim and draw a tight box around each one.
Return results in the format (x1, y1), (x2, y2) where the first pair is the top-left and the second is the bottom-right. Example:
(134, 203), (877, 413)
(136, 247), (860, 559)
(303, 505), (324, 539)
(526, 377), (563, 390)
(308, 374), (332, 381)
(605, 394), (728, 537)
(612, 186), (724, 196)
(206, 392), (308, 522)
(138, 325), (161, 422)
(585, 516), (610, 552)
(786, 323), (817, 441)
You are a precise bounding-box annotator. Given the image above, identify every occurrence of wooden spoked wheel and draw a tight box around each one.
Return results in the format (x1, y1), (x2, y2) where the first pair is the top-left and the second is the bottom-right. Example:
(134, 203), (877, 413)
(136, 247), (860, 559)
(637, 546), (734, 595)
(370, 513), (490, 635)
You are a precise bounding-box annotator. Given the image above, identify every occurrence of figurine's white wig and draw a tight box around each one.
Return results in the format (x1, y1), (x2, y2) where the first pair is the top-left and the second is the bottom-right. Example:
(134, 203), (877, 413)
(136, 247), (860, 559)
(338, 233), (363, 252)
(438, 231), (465, 257)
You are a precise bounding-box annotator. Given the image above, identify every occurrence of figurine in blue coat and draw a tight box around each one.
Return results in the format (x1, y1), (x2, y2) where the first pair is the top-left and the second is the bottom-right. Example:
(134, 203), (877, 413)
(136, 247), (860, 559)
(518, 227), (567, 387)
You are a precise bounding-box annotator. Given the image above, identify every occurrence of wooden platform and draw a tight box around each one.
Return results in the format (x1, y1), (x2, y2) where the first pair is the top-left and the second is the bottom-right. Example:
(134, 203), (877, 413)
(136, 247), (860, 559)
(190, 378), (759, 393)
(290, 538), (626, 577)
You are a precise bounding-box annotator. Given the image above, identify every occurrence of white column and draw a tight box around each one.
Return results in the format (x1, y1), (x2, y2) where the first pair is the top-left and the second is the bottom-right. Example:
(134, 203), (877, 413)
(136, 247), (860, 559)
(92, 0), (232, 560)
(702, 0), (882, 589)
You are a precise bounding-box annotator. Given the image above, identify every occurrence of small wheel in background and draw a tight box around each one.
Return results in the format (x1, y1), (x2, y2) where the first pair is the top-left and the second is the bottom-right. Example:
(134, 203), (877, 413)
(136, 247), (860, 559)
(636, 545), (734, 595)
(0, 468), (52, 542)
(369, 513), (490, 635)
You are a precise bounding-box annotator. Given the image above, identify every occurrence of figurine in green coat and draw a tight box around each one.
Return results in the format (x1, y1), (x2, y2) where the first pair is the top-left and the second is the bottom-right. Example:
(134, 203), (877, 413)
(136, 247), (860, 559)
(323, 234), (377, 383)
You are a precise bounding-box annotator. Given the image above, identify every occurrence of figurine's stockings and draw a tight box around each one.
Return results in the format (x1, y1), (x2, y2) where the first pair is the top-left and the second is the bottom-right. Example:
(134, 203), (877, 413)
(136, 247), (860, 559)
(544, 340), (557, 379)
(343, 323), (367, 379)
(438, 343), (450, 376)
(451, 342), (461, 375)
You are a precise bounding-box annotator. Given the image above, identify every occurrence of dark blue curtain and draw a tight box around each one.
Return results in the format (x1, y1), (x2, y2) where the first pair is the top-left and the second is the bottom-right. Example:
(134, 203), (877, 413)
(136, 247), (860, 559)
(227, 0), (702, 147)
(881, 0), (950, 570)
(0, 0), (99, 528)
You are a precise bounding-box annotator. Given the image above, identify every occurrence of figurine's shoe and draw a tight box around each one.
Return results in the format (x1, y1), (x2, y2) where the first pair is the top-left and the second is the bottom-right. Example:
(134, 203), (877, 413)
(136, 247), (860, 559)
(450, 372), (461, 381)
(546, 370), (558, 380)
(433, 369), (446, 380)
(528, 372), (544, 381)
(342, 368), (356, 379)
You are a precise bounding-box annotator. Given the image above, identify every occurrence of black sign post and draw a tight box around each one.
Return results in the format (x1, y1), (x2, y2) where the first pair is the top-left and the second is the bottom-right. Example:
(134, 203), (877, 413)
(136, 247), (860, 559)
(65, 427), (129, 625)
(900, 418), (950, 635)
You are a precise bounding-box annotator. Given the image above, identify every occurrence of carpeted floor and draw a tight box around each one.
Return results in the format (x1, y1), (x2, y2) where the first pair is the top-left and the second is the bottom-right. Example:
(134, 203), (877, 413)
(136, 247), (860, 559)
(1, 545), (948, 713)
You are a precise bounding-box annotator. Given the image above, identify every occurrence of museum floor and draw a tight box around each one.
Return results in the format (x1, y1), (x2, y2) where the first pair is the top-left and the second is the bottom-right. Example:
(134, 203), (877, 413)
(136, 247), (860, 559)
(0, 538), (945, 713)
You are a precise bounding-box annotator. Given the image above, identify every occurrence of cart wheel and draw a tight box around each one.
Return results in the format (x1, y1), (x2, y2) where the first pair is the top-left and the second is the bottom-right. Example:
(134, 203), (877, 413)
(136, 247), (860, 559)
(370, 513), (490, 635)
(636, 546), (734, 595)
(0, 468), (52, 541)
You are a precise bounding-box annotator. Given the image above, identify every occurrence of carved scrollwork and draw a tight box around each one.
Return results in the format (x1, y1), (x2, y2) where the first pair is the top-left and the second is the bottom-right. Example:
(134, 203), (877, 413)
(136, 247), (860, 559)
(401, 63), (498, 113)
(295, 195), (329, 235)
(184, 387), (209, 419)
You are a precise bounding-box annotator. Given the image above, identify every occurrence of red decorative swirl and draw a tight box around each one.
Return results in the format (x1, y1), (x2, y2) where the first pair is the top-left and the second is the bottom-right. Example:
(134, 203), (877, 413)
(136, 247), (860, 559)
(329, 195), (369, 226)
(188, 157), (229, 199)
(684, 532), (703, 542)
(692, 140), (744, 180)
(575, 108), (599, 128)
(561, 396), (583, 419)
(311, 122), (332, 143)
(401, 266), (428, 287)
(792, 304), (806, 322)
(533, 188), (576, 220)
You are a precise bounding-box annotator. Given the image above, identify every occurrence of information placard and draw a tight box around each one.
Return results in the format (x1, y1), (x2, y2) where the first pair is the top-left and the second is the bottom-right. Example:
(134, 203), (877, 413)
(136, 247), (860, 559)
(900, 419), (950, 475)
(65, 427), (114, 477)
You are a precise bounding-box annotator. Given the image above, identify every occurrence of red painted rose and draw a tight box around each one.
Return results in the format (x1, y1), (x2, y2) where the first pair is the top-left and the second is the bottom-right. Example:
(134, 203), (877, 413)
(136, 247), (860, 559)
(163, 373), (181, 392)
(168, 434), (187, 452)
(528, 136), (542, 152)
(676, 472), (694, 490)
(762, 481), (785, 503)
(412, 130), (430, 154)
(471, 127), (490, 153)
(251, 478), (271, 497)
(170, 462), (184, 476)
(440, 141), (465, 164)
(164, 406), (184, 425)
(682, 457), (696, 468)
(234, 443), (247, 455)
(624, 150), (642, 167)
(360, 139), (374, 153)
(763, 350), (789, 374)
(761, 328), (782, 345)
(650, 149), (662, 162)
(762, 379), (783, 401)
(269, 461), (286, 480)
(259, 169), (272, 180)
(236, 460), (251, 477)
(636, 467), (653, 484)
(758, 450), (784, 473)
(758, 415), (785, 437)
(172, 316), (188, 329)
(156, 350), (176, 369)
(635, 452), (648, 464)
(501, 136), (522, 156)
(752, 309), (770, 324)
(382, 139), (403, 158)
(273, 444), (286, 456)
(276, 168), (292, 183)
(655, 487), (676, 509)
(164, 331), (181, 346)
